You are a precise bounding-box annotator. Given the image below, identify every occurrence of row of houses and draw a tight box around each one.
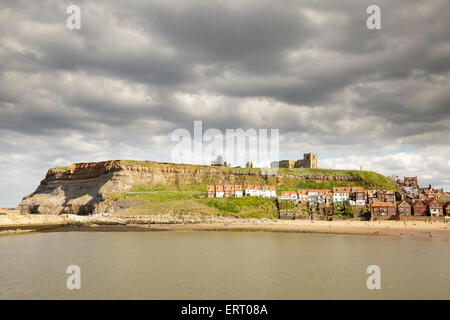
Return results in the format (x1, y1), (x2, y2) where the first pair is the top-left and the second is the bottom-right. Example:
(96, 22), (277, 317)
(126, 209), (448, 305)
(397, 176), (449, 201)
(372, 199), (450, 217)
(207, 185), (277, 198)
(278, 187), (395, 205)
(419, 188), (450, 202)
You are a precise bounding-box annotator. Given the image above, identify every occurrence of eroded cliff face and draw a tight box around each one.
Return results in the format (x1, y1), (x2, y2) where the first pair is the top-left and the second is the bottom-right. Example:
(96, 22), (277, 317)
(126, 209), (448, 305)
(18, 160), (363, 215)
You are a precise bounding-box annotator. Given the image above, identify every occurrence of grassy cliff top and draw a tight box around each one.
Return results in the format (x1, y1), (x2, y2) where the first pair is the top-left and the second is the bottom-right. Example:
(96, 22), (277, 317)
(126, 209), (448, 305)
(51, 160), (396, 191)
(120, 160), (396, 190)
(51, 166), (70, 172)
(47, 160), (396, 219)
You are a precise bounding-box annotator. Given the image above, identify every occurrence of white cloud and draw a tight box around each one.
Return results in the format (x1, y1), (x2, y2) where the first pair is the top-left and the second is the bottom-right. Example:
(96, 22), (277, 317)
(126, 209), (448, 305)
(0, 0), (448, 206)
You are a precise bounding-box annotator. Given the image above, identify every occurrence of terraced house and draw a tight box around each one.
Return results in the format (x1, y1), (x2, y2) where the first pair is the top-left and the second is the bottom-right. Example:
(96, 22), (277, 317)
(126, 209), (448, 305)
(298, 189), (309, 203)
(296, 189), (337, 204)
(307, 189), (319, 203)
(224, 185), (235, 198)
(333, 187), (349, 204)
(206, 185), (245, 198)
(349, 187), (366, 206)
(427, 199), (443, 217)
(398, 176), (419, 197)
(367, 190), (378, 203)
(316, 190), (327, 204)
(326, 190), (334, 204)
(444, 202), (450, 216)
(261, 186), (276, 198)
(207, 185), (216, 198)
(397, 201), (412, 216)
(280, 191), (298, 201)
(412, 200), (427, 216)
(283, 187), (393, 207)
(371, 201), (396, 217)
(403, 176), (418, 188)
(215, 185), (224, 198)
(234, 185), (243, 197)
(245, 185), (260, 197)
(385, 190), (395, 202)
(377, 190), (387, 202)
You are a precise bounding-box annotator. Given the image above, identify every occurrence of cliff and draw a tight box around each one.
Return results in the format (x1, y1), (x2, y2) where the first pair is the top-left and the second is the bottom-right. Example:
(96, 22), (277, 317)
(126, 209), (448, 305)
(18, 160), (396, 215)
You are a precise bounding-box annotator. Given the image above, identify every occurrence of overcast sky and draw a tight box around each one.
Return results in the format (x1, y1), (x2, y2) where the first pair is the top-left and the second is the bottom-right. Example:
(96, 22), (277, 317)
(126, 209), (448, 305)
(0, 0), (449, 206)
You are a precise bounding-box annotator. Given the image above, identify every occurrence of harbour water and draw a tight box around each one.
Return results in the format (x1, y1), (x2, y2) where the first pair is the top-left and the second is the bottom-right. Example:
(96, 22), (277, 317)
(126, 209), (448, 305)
(1, 231), (449, 299)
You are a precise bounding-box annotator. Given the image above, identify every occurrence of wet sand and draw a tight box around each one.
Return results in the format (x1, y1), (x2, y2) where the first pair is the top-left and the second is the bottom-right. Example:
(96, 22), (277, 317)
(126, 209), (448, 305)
(40, 219), (450, 240)
(1, 213), (449, 239)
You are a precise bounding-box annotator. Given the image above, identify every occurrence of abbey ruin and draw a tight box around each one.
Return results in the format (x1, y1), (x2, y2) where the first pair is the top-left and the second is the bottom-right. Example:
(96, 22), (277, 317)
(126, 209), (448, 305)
(271, 153), (318, 169)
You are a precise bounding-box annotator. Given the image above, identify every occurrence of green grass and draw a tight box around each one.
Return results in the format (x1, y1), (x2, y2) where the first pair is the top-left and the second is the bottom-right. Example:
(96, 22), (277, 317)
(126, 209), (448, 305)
(109, 191), (202, 202)
(50, 160), (395, 190)
(272, 170), (396, 193)
(49, 160), (395, 218)
(129, 183), (208, 193)
(198, 197), (278, 218)
(52, 166), (69, 172)
(115, 199), (216, 216)
(113, 194), (278, 219)
(278, 201), (296, 210)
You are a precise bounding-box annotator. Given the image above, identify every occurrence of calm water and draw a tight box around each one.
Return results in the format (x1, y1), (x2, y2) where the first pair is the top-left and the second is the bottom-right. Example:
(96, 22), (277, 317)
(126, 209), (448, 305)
(0, 231), (449, 299)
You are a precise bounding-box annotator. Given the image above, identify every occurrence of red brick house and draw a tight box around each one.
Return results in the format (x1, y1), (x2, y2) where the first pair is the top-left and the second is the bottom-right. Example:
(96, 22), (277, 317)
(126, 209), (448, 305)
(404, 177), (418, 188)
(412, 200), (427, 216)
(385, 190), (395, 203)
(444, 202), (450, 216)
(377, 190), (386, 202)
(397, 201), (411, 216)
(427, 199), (443, 217)
(371, 201), (396, 217)
(438, 193), (450, 202)
(349, 187), (367, 205)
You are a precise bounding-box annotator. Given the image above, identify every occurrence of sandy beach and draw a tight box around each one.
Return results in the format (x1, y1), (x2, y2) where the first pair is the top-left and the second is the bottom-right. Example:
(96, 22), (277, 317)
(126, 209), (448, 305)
(119, 219), (450, 240)
(1, 212), (450, 239)
(143, 219), (450, 239)
(65, 213), (450, 240)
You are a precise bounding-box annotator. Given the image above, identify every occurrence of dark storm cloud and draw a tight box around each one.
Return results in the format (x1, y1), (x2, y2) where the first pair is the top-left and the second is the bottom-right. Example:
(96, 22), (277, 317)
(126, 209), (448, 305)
(0, 0), (449, 206)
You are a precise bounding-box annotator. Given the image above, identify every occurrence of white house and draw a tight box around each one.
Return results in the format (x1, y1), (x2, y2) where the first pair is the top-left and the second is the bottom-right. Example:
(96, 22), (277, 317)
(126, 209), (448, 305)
(207, 185), (216, 198)
(317, 190), (327, 204)
(261, 186), (276, 198)
(215, 185), (224, 198)
(234, 185), (243, 197)
(245, 185), (261, 197)
(280, 191), (298, 200)
(308, 189), (319, 203)
(333, 187), (349, 204)
(298, 190), (309, 203)
(267, 186), (277, 198)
